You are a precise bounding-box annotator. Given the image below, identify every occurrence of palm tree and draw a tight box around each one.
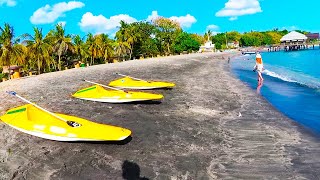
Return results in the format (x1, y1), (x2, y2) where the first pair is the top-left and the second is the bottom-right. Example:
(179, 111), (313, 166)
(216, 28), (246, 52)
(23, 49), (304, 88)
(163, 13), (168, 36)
(85, 33), (99, 65)
(204, 30), (212, 42)
(23, 27), (52, 74)
(114, 41), (130, 61)
(116, 21), (136, 60)
(73, 35), (89, 64)
(95, 34), (114, 63)
(47, 24), (74, 71)
(0, 23), (26, 78)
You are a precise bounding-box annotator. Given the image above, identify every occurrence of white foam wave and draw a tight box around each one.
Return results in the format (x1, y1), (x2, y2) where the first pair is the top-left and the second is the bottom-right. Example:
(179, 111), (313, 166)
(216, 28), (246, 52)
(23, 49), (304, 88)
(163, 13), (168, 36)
(263, 69), (320, 89)
(263, 69), (297, 83)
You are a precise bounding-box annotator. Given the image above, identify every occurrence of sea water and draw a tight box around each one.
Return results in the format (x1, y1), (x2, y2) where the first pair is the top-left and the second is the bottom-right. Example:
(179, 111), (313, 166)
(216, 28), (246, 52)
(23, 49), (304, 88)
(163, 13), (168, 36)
(231, 48), (320, 134)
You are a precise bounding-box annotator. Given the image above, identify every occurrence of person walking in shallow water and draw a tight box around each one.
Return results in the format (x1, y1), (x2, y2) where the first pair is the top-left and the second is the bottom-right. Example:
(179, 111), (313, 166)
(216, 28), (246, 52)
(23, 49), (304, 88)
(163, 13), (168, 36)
(254, 52), (264, 82)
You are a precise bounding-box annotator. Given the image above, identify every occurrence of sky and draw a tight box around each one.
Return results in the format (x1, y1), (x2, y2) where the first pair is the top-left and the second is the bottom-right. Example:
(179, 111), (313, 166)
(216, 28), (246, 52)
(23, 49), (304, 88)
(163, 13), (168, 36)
(0, 0), (319, 38)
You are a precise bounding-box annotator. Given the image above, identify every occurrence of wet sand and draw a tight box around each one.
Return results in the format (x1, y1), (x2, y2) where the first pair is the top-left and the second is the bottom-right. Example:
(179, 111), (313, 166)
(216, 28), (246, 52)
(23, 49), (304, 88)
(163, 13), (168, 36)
(1, 52), (320, 179)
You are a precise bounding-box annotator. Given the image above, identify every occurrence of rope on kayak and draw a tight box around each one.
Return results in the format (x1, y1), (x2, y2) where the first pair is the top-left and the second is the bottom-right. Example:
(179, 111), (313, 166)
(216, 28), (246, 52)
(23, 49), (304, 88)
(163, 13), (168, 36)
(115, 73), (150, 83)
(83, 79), (128, 93)
(6, 91), (81, 128)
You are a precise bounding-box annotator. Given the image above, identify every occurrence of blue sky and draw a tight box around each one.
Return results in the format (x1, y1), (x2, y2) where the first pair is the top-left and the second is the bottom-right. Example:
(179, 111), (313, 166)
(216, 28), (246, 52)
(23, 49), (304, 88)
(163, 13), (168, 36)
(0, 0), (318, 38)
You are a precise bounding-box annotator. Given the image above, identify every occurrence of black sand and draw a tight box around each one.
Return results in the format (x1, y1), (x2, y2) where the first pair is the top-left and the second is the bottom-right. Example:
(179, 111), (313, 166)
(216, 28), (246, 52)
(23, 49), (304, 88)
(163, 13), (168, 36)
(1, 53), (320, 179)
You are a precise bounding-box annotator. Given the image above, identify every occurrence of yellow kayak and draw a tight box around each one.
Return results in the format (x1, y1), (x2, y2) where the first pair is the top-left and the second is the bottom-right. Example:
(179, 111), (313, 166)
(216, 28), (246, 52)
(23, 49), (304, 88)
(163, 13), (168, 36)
(108, 76), (175, 89)
(72, 85), (164, 103)
(0, 104), (131, 141)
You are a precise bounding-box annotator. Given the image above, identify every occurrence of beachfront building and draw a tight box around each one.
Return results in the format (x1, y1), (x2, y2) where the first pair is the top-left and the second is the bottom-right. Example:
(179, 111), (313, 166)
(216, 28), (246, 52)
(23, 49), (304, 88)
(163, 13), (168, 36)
(306, 33), (320, 41)
(227, 41), (239, 48)
(280, 31), (308, 51)
(2, 65), (22, 79)
(199, 41), (215, 52)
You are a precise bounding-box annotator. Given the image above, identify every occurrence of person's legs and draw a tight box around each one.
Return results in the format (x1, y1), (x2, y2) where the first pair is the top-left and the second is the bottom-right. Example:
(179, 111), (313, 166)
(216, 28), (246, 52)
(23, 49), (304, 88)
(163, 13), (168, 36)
(257, 71), (264, 81)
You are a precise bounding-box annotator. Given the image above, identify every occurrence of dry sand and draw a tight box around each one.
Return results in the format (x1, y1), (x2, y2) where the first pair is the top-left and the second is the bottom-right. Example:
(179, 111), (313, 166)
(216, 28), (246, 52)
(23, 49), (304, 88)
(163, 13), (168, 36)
(1, 52), (320, 179)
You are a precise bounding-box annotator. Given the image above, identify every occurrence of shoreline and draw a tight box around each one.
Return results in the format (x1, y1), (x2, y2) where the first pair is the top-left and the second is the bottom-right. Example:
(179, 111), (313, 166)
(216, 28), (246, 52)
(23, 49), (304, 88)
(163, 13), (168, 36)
(231, 49), (320, 135)
(1, 52), (320, 179)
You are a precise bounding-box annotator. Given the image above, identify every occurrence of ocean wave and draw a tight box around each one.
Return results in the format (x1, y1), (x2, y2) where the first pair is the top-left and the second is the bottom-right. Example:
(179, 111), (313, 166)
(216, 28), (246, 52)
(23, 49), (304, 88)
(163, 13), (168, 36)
(263, 69), (297, 83)
(263, 69), (320, 89)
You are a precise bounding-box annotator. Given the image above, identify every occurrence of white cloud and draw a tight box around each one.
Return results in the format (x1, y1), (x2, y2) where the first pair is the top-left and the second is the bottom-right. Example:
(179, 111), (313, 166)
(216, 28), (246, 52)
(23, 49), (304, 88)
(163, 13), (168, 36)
(207, 24), (219, 30)
(169, 14), (197, 28)
(0, 0), (16, 6)
(30, 1), (85, 24)
(79, 12), (137, 34)
(79, 11), (197, 35)
(215, 0), (262, 20)
(147, 11), (159, 22)
(57, 21), (66, 27)
(147, 11), (197, 28)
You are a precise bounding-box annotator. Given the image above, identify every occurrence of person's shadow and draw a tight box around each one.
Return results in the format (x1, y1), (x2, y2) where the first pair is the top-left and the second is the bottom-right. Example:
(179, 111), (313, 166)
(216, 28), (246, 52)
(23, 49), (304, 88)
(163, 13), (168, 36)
(122, 160), (149, 180)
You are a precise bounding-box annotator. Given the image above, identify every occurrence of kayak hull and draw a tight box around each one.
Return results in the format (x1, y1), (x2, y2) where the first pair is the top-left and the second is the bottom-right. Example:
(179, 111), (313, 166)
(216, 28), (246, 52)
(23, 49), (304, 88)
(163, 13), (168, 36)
(72, 85), (164, 103)
(5, 124), (124, 141)
(75, 97), (161, 103)
(109, 86), (173, 90)
(108, 77), (175, 89)
(0, 105), (131, 141)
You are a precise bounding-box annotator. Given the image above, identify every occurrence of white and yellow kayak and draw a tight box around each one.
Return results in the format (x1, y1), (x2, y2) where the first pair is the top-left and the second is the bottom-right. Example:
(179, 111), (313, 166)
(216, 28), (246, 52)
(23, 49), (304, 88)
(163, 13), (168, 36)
(0, 104), (131, 141)
(108, 76), (175, 89)
(72, 85), (164, 103)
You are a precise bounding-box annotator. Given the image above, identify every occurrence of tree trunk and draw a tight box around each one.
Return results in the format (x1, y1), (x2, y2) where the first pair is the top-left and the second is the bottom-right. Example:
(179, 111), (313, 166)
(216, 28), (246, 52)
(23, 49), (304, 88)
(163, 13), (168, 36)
(90, 49), (94, 65)
(37, 57), (41, 75)
(8, 64), (11, 79)
(129, 44), (133, 60)
(58, 55), (62, 71)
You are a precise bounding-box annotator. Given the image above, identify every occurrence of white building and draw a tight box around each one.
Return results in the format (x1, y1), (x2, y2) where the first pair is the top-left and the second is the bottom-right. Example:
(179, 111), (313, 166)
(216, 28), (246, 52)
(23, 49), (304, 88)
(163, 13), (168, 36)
(199, 41), (215, 52)
(280, 31), (307, 45)
(280, 31), (308, 51)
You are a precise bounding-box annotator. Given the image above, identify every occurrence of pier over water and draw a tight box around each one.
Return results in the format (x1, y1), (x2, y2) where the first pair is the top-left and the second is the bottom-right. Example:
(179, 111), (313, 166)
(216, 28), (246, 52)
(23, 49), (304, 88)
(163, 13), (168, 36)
(280, 31), (319, 52)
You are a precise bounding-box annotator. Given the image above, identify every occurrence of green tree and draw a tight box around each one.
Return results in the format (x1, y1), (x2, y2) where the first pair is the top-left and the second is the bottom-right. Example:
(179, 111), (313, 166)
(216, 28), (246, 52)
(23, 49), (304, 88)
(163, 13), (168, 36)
(113, 41), (130, 61)
(48, 24), (74, 71)
(129, 21), (159, 58)
(153, 17), (181, 55)
(23, 27), (52, 74)
(278, 29), (289, 36)
(191, 33), (205, 45)
(85, 33), (99, 65)
(261, 31), (282, 45)
(73, 35), (89, 64)
(240, 32), (264, 47)
(0, 23), (26, 77)
(226, 31), (241, 43)
(95, 33), (114, 63)
(115, 21), (136, 60)
(212, 33), (227, 49)
(172, 32), (200, 53)
(296, 30), (310, 35)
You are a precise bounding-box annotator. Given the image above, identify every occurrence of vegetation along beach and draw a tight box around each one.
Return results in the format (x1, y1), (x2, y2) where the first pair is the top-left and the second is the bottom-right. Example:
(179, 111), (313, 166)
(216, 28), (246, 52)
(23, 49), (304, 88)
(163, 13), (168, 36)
(1, 0), (320, 179)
